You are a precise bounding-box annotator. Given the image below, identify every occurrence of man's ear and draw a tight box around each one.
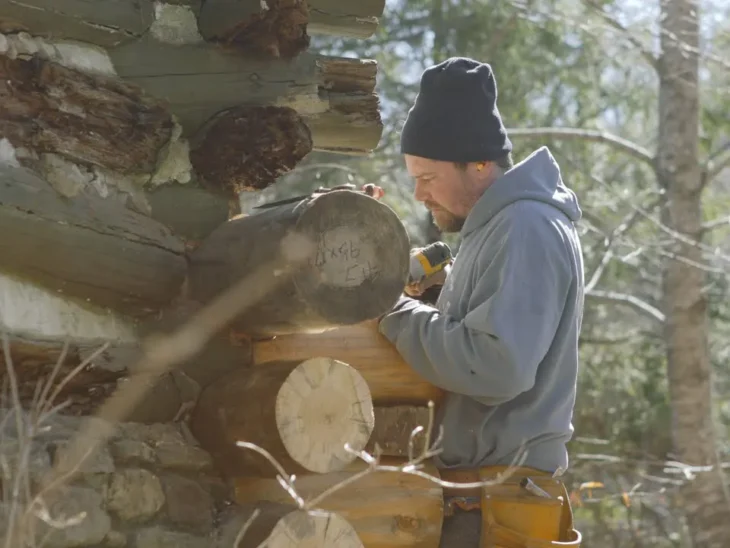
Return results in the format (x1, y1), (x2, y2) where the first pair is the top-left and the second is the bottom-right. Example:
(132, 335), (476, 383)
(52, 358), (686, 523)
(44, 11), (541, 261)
(473, 161), (497, 181)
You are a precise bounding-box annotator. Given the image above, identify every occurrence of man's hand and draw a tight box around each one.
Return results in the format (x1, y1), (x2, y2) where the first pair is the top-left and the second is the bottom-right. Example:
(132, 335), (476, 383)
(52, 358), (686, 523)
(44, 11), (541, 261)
(404, 267), (449, 298)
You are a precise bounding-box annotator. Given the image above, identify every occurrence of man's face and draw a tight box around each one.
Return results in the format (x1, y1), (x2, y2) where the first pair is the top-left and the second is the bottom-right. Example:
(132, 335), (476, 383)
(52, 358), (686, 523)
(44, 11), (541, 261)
(405, 154), (489, 233)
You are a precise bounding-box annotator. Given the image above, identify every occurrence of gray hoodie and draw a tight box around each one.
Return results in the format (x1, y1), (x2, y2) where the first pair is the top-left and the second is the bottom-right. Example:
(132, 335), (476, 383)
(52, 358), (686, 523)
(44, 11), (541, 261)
(379, 146), (584, 473)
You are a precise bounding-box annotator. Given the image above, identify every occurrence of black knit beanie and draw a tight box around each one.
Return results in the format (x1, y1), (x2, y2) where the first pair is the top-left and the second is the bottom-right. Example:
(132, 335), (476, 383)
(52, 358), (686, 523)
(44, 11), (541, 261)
(400, 57), (512, 163)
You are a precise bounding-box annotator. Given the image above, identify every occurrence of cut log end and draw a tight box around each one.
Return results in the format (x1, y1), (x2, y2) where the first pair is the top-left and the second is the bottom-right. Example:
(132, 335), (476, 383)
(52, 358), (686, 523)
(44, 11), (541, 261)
(291, 190), (410, 326)
(276, 357), (374, 474)
(190, 105), (313, 197)
(233, 504), (363, 547)
(199, 0), (311, 59)
(190, 357), (374, 477)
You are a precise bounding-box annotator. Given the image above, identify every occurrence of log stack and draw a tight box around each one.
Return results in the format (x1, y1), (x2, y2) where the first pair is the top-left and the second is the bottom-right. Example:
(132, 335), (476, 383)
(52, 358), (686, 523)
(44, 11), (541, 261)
(191, 319), (446, 546)
(0, 2), (452, 546)
(0, 0), (389, 407)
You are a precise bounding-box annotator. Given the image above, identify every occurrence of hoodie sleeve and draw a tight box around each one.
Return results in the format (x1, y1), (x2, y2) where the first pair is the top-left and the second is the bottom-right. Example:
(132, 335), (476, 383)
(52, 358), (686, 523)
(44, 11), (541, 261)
(378, 209), (573, 404)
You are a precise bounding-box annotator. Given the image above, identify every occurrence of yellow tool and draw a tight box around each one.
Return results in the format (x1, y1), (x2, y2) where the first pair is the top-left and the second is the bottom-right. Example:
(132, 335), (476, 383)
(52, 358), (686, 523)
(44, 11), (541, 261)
(405, 241), (453, 299)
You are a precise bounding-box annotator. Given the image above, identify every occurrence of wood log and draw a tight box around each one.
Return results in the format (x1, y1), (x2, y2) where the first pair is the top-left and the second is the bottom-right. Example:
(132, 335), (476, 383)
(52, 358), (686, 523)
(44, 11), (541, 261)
(253, 321), (445, 405)
(189, 105), (313, 198)
(190, 357), (375, 477)
(0, 0), (155, 47)
(198, 0), (386, 54)
(234, 457), (444, 547)
(108, 39), (383, 154)
(0, 164), (186, 318)
(306, 0), (387, 39)
(367, 406), (433, 457)
(0, 51), (174, 175)
(226, 503), (363, 547)
(185, 190), (410, 337)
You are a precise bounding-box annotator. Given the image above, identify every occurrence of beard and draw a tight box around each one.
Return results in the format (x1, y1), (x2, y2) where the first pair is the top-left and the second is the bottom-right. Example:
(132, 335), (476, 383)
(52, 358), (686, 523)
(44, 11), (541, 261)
(428, 203), (466, 233)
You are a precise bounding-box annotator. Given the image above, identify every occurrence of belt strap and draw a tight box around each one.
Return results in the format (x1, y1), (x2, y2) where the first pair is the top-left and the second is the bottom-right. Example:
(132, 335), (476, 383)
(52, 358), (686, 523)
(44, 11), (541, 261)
(440, 465), (553, 497)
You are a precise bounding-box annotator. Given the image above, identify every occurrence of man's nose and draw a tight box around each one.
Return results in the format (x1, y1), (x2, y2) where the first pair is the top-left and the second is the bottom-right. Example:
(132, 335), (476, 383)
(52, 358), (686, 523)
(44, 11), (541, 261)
(413, 180), (428, 202)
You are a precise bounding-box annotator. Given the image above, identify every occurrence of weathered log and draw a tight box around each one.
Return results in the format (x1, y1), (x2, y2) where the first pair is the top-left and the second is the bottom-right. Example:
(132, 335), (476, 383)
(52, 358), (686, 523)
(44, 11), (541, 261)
(108, 39), (383, 154)
(198, 0), (385, 54)
(366, 406), (433, 457)
(0, 165), (187, 318)
(189, 105), (313, 197)
(190, 357), (375, 477)
(0, 51), (174, 175)
(234, 457), (444, 547)
(198, 0), (310, 59)
(0, 0), (155, 47)
(224, 503), (363, 547)
(185, 190), (410, 336)
(253, 321), (445, 405)
(307, 0), (386, 38)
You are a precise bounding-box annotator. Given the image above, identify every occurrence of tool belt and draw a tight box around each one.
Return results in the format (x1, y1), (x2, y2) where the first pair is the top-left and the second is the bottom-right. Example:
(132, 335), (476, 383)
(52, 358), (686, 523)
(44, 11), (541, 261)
(440, 465), (582, 548)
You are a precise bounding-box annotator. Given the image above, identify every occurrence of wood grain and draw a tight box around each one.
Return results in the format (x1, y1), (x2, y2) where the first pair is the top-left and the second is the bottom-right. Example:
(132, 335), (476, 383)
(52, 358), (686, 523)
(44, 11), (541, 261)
(0, 0), (154, 46)
(190, 358), (374, 477)
(253, 321), (445, 405)
(0, 165), (186, 318)
(235, 457), (444, 547)
(0, 54), (173, 174)
(186, 190), (410, 337)
(108, 39), (382, 154)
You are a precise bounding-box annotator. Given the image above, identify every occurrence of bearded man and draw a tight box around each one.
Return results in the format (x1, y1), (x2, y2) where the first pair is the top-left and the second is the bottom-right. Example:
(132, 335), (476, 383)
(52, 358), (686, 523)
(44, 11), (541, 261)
(377, 57), (585, 547)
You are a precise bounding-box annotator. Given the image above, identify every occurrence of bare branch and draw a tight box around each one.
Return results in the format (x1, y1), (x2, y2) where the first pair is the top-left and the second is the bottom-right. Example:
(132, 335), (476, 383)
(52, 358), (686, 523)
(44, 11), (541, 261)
(704, 143), (730, 183)
(703, 215), (730, 231)
(580, 0), (659, 70)
(506, 127), (655, 166)
(586, 289), (666, 323)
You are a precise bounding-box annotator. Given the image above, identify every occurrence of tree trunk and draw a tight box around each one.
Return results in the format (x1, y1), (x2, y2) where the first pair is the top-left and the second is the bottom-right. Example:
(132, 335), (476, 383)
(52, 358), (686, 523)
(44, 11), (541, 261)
(225, 503), (364, 547)
(185, 190), (410, 337)
(658, 0), (730, 544)
(190, 357), (375, 477)
(252, 321), (444, 404)
(234, 457), (444, 547)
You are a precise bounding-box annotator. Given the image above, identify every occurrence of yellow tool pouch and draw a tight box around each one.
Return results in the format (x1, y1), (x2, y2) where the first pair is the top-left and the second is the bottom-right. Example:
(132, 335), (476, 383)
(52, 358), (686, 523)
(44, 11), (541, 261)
(478, 470), (582, 548)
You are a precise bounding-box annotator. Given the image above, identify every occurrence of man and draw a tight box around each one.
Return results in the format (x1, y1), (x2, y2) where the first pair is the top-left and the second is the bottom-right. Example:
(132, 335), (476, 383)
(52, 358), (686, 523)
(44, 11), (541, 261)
(377, 57), (585, 547)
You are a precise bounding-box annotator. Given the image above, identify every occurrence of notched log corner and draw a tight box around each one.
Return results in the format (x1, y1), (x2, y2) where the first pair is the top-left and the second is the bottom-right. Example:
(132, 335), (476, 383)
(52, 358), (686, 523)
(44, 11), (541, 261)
(198, 0), (310, 59)
(0, 55), (174, 174)
(190, 105), (312, 196)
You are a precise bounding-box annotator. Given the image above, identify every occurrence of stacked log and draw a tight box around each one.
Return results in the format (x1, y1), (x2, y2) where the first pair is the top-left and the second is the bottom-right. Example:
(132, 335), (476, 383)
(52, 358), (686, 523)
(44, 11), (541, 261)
(185, 190), (411, 337)
(0, 2), (452, 546)
(234, 458), (444, 547)
(191, 357), (376, 477)
(191, 319), (446, 546)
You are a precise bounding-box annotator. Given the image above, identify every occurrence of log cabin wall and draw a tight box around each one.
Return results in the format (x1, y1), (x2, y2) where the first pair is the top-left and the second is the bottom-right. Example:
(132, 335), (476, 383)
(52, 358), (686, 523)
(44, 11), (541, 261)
(0, 2), (448, 546)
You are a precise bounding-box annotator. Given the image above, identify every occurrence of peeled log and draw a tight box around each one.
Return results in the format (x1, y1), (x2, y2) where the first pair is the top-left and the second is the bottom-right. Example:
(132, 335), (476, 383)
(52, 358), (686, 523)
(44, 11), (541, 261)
(190, 357), (375, 477)
(0, 165), (186, 318)
(0, 54), (174, 175)
(186, 190), (410, 337)
(229, 504), (363, 547)
(253, 321), (444, 405)
(235, 457), (444, 547)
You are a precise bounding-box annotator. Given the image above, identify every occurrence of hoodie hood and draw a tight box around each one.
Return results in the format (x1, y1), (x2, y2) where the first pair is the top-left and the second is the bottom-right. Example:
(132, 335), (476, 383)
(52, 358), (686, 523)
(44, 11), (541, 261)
(461, 146), (582, 237)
